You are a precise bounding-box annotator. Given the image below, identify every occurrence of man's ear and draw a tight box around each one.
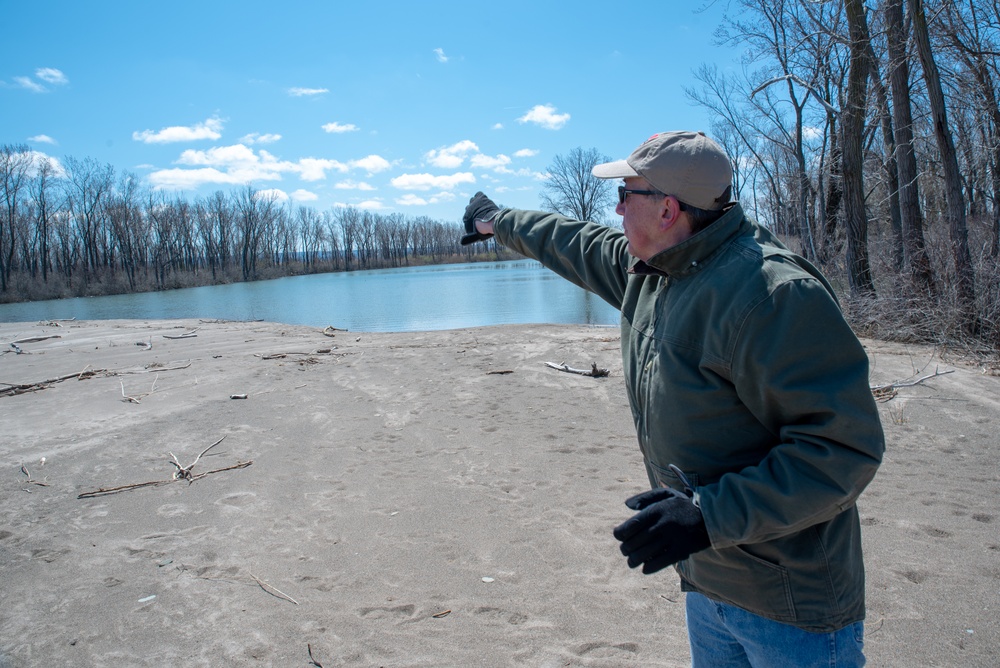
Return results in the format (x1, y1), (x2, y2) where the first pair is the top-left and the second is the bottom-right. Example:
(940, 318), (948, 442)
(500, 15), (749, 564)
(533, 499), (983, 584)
(659, 196), (683, 231)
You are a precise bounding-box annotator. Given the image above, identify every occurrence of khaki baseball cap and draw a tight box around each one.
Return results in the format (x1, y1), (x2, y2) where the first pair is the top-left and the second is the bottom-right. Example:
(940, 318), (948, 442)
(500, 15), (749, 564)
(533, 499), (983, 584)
(592, 131), (733, 210)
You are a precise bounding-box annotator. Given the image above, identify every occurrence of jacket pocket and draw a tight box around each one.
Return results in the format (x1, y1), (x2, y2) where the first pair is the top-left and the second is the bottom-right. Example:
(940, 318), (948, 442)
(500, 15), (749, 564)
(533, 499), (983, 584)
(679, 544), (796, 622)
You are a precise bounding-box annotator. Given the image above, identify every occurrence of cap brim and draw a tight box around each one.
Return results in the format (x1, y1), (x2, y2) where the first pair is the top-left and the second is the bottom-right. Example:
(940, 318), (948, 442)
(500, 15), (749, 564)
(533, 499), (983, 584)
(592, 159), (638, 180)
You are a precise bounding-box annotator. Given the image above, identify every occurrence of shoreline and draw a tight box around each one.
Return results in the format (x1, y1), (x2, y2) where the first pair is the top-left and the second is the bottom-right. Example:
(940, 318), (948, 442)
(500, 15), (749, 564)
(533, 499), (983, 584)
(1, 319), (997, 666)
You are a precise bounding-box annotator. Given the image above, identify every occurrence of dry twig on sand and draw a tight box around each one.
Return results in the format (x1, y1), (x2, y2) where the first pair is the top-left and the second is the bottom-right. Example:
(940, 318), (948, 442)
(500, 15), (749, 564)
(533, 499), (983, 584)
(121, 374), (159, 403)
(1, 366), (104, 397)
(307, 643), (324, 667)
(19, 465), (49, 488)
(163, 328), (199, 340)
(77, 460), (252, 499)
(169, 436), (226, 481)
(869, 368), (955, 402)
(543, 361), (610, 378)
(11, 335), (61, 344)
(249, 572), (299, 605)
(77, 435), (249, 498)
(255, 352), (314, 360)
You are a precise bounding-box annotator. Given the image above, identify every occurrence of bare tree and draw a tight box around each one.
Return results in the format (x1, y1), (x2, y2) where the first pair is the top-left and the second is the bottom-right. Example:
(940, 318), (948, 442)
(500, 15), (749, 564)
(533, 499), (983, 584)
(884, 0), (936, 294)
(63, 156), (114, 279)
(843, 0), (876, 296)
(539, 147), (615, 223)
(28, 155), (58, 283)
(910, 0), (978, 332)
(0, 145), (33, 291)
(939, 0), (1000, 257)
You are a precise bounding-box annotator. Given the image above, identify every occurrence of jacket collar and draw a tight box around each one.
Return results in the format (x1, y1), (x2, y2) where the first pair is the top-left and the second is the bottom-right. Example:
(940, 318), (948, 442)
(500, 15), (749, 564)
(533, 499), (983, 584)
(629, 203), (747, 278)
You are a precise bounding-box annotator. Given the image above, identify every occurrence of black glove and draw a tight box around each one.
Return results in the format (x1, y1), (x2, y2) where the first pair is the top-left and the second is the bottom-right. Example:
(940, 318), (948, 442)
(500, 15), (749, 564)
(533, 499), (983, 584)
(461, 191), (499, 245)
(613, 487), (711, 574)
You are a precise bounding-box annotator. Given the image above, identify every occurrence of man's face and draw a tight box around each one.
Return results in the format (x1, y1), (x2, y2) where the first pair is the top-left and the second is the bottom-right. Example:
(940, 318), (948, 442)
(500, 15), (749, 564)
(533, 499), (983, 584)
(617, 177), (667, 261)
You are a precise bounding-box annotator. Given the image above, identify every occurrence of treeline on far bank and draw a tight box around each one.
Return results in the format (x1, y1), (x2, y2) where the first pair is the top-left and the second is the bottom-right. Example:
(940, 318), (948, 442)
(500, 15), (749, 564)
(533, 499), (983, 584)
(0, 152), (518, 304)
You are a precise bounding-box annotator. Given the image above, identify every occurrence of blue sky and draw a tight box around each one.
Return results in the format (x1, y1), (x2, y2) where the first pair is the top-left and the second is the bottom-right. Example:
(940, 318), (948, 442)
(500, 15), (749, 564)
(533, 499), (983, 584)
(3, 1), (740, 222)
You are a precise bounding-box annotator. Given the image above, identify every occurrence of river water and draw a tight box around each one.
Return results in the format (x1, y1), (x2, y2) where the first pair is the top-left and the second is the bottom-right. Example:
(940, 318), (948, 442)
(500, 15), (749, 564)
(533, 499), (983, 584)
(0, 261), (622, 332)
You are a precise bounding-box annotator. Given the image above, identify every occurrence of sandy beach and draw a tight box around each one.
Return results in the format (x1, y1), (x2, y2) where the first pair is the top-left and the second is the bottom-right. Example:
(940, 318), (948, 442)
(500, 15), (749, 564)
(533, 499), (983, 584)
(0, 319), (997, 667)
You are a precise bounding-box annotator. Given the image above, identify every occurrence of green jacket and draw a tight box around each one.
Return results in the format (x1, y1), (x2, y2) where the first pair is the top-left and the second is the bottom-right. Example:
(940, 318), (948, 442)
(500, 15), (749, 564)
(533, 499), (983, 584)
(493, 203), (884, 632)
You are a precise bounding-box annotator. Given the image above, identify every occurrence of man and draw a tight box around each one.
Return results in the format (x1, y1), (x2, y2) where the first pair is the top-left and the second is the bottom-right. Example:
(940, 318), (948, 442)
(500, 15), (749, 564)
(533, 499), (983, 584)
(461, 131), (885, 667)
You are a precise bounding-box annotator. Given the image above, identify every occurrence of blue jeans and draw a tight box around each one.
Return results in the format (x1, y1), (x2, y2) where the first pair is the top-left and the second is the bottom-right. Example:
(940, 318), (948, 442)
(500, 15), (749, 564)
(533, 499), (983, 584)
(685, 592), (865, 667)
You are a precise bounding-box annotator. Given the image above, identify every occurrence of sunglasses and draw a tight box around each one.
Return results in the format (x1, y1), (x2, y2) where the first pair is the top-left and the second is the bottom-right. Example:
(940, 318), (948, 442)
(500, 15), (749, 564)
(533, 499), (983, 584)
(617, 186), (686, 210)
(618, 186), (662, 205)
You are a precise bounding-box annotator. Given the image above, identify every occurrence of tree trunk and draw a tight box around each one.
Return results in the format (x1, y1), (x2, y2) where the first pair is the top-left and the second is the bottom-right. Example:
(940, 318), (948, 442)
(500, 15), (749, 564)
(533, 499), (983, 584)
(886, 0), (936, 295)
(843, 0), (876, 297)
(909, 0), (978, 333)
(864, 30), (904, 272)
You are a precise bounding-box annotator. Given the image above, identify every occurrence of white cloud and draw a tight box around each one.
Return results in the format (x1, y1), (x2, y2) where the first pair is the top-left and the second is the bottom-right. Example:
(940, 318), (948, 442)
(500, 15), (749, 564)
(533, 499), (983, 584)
(148, 143), (388, 190)
(148, 167), (243, 190)
(240, 132), (281, 145)
(492, 123), (504, 130)
(258, 188), (289, 201)
(291, 189), (319, 201)
(288, 87), (329, 97)
(349, 154), (392, 174)
(391, 172), (475, 191)
(433, 48), (448, 63)
(176, 144), (259, 167)
(514, 148), (538, 158)
(518, 104), (570, 130)
(14, 76), (46, 93)
(357, 199), (388, 210)
(335, 180), (376, 191)
(470, 154), (511, 170)
(298, 157), (350, 181)
(322, 122), (359, 134)
(36, 68), (67, 85)
(29, 134), (56, 145)
(9, 149), (66, 177)
(397, 194), (428, 206)
(133, 117), (224, 144)
(425, 140), (478, 169)
(396, 191), (458, 207)
(12, 68), (68, 93)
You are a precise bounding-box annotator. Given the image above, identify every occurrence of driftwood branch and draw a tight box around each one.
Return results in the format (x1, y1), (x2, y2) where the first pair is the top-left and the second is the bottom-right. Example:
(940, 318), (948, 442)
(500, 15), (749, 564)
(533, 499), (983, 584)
(870, 368), (955, 401)
(169, 436), (227, 481)
(1, 366), (104, 397)
(307, 643), (324, 667)
(163, 328), (199, 340)
(543, 361), (610, 378)
(255, 352), (314, 360)
(121, 374), (159, 403)
(11, 335), (61, 344)
(121, 362), (192, 374)
(2, 361), (190, 399)
(20, 465), (50, 487)
(250, 573), (299, 605)
(77, 460), (252, 499)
